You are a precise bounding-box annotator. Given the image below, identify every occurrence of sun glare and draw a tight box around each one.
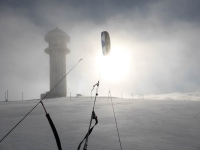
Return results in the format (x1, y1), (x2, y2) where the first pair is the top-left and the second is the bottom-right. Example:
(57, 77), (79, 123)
(96, 47), (131, 82)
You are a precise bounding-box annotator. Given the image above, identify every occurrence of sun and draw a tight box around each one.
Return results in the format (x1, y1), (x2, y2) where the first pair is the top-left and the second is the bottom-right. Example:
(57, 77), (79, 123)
(96, 46), (131, 82)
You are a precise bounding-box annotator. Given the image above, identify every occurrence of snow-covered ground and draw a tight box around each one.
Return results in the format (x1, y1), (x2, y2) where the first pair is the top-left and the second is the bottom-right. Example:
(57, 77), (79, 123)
(134, 91), (200, 101)
(1, 97), (200, 150)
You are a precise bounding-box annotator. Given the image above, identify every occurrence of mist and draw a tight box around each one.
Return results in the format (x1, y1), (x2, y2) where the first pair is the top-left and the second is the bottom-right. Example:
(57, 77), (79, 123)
(0, 0), (200, 101)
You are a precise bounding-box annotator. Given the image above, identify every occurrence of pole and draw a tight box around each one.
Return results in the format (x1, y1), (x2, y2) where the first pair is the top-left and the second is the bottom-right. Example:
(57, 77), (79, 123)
(7, 90), (8, 101)
(5, 92), (6, 102)
(70, 92), (71, 101)
(22, 92), (23, 101)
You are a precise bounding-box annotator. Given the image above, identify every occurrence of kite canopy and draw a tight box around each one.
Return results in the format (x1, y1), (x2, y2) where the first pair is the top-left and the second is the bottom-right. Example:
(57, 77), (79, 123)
(101, 31), (111, 56)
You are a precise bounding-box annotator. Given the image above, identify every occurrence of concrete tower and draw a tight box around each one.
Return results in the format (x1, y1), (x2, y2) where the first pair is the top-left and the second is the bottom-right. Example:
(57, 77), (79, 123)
(41, 28), (70, 99)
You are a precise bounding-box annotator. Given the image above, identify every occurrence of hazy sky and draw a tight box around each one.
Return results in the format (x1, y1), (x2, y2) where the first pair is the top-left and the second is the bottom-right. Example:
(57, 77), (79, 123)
(0, 0), (200, 101)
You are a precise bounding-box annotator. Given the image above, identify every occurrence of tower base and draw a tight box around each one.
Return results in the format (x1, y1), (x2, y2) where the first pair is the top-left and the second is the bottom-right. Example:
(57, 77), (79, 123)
(40, 92), (66, 99)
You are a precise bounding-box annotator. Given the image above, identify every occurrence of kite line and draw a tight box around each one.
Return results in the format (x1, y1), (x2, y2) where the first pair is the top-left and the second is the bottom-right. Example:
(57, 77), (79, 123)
(108, 90), (123, 150)
(106, 71), (123, 150)
(0, 48), (94, 143)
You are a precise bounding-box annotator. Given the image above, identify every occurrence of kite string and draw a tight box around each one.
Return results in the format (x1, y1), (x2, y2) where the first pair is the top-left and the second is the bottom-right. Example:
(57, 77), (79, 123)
(104, 41), (122, 149)
(0, 99), (41, 143)
(0, 48), (94, 143)
(107, 81), (110, 101)
(108, 91), (123, 150)
(107, 76), (123, 150)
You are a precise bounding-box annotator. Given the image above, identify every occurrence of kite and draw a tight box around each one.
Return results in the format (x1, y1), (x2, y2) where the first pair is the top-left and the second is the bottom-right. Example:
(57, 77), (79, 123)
(101, 31), (111, 56)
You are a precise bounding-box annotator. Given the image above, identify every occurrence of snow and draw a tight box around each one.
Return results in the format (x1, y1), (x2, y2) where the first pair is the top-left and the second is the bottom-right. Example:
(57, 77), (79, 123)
(1, 97), (200, 150)
(134, 92), (200, 101)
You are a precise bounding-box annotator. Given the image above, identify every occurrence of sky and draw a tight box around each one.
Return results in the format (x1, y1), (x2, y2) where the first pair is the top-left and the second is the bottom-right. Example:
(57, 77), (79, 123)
(0, 0), (200, 101)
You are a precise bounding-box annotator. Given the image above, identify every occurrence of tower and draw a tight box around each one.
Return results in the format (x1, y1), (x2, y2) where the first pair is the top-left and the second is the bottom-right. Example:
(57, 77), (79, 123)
(41, 28), (70, 99)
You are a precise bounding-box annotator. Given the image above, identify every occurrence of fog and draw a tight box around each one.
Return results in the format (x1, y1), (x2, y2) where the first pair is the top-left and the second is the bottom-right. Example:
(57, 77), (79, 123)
(0, 0), (200, 101)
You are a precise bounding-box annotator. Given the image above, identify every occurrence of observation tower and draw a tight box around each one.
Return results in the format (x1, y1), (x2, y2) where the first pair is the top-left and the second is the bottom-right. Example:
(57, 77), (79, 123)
(41, 28), (70, 99)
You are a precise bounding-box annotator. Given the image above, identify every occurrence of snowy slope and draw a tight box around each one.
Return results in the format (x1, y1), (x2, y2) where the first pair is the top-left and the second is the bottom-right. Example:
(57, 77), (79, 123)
(1, 98), (200, 150)
(141, 91), (200, 101)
